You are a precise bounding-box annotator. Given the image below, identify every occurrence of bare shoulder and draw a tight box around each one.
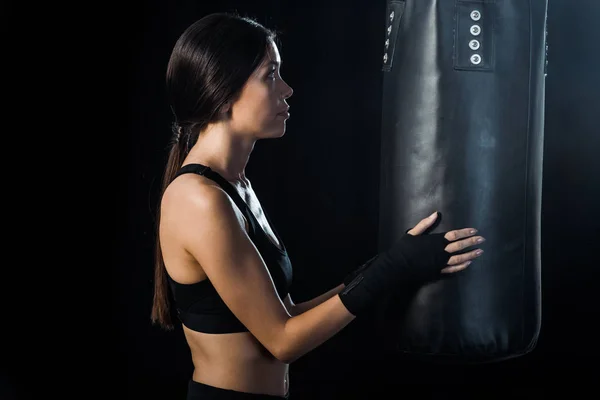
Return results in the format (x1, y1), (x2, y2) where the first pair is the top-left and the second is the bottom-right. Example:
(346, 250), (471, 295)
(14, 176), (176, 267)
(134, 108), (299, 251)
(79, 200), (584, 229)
(160, 173), (245, 239)
(161, 173), (221, 212)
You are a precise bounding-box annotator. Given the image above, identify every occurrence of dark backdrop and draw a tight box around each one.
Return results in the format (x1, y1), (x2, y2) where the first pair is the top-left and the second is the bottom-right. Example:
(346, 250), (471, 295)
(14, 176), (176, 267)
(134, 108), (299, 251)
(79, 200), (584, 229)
(118, 0), (599, 398)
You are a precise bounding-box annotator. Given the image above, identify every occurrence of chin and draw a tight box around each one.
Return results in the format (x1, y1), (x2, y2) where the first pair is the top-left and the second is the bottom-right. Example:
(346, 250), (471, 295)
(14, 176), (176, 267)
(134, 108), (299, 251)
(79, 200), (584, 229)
(261, 128), (287, 139)
(275, 129), (287, 138)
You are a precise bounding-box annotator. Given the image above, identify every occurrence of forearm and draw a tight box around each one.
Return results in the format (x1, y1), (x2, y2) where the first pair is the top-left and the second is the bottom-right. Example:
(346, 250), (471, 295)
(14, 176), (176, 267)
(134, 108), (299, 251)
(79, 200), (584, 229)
(291, 283), (345, 316)
(280, 294), (355, 363)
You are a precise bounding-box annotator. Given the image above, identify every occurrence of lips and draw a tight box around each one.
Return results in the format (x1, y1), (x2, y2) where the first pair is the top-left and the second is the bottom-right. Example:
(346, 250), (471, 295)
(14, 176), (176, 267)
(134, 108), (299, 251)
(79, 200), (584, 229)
(277, 107), (290, 115)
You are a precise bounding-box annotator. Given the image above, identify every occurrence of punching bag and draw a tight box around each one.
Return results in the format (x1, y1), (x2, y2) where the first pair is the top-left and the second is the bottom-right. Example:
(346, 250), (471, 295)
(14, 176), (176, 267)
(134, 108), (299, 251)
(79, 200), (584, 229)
(375, 0), (547, 363)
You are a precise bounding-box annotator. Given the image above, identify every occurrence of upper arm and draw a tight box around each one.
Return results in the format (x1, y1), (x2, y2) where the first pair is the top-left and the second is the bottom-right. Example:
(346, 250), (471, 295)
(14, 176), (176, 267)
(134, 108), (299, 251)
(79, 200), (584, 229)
(178, 184), (292, 360)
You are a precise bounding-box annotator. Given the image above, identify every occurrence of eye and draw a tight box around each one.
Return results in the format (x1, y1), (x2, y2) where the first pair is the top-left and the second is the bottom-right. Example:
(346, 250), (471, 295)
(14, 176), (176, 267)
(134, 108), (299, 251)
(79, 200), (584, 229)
(267, 68), (276, 78)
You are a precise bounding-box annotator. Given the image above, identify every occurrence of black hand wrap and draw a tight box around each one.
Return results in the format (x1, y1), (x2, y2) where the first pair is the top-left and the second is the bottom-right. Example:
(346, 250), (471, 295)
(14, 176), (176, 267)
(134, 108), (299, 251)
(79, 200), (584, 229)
(341, 227), (412, 287)
(342, 254), (380, 287)
(338, 231), (452, 317)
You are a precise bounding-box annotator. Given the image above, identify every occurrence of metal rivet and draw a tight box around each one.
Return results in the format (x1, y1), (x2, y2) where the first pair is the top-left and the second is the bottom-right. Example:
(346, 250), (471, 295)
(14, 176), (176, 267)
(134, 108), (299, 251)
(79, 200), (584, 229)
(390, 11), (394, 21)
(469, 39), (480, 50)
(385, 39), (389, 49)
(383, 53), (388, 63)
(470, 25), (481, 36)
(470, 10), (481, 21)
(387, 25), (392, 35)
(470, 54), (482, 65)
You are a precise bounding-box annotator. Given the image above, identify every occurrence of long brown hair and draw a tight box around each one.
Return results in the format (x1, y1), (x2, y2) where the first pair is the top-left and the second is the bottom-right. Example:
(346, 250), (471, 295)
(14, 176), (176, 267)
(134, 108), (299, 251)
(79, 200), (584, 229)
(151, 12), (279, 330)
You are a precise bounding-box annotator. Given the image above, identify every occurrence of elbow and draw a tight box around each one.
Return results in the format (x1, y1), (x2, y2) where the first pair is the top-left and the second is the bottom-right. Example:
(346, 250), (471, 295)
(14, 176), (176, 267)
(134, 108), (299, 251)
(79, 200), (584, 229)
(276, 353), (290, 364)
(274, 339), (294, 364)
(274, 323), (297, 364)
(276, 348), (297, 364)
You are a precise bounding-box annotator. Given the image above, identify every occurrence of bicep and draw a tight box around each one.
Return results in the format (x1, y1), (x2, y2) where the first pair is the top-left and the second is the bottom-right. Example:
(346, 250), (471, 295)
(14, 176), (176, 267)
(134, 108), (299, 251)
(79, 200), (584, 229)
(180, 186), (291, 359)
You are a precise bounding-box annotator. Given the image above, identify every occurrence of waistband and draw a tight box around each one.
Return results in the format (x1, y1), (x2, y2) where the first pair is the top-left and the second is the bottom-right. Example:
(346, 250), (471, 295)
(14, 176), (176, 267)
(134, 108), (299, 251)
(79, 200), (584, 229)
(187, 380), (289, 400)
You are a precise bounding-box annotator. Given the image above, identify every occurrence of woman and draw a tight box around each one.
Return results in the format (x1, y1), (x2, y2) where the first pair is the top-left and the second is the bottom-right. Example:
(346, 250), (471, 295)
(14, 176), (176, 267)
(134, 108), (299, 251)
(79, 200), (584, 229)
(151, 12), (486, 400)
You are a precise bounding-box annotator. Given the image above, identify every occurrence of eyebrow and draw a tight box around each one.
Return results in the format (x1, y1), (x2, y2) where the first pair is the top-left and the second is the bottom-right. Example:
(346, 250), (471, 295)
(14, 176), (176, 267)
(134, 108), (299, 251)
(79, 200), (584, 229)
(266, 60), (281, 67)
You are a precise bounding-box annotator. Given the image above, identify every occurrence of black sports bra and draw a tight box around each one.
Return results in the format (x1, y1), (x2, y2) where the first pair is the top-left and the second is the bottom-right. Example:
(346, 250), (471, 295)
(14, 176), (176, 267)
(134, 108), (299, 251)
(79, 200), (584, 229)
(166, 163), (293, 333)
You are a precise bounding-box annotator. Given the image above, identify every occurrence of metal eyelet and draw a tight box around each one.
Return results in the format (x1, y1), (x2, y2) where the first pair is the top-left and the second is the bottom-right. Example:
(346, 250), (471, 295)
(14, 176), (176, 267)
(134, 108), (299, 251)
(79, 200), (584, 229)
(470, 54), (482, 65)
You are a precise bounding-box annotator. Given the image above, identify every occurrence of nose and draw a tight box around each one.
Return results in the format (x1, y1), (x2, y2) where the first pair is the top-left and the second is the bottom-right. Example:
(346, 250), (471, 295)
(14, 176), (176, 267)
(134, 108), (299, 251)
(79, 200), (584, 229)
(281, 81), (293, 100)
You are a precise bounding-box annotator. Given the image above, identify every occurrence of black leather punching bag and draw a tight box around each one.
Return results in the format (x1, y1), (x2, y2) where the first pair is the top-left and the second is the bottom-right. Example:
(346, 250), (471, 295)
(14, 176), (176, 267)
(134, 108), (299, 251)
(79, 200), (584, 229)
(375, 0), (547, 363)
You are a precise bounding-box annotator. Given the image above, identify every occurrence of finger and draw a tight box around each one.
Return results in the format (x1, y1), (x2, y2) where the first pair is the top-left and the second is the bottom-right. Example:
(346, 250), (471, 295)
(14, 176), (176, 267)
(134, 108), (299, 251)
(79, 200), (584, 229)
(445, 235), (485, 253)
(444, 228), (479, 242)
(441, 260), (472, 274)
(447, 248), (484, 265)
(408, 211), (439, 236)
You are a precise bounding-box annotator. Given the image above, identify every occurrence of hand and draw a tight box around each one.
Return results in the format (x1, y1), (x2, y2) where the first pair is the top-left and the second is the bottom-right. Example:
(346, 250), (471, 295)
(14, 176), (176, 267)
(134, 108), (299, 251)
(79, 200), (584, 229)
(338, 211), (486, 317)
(406, 211), (485, 274)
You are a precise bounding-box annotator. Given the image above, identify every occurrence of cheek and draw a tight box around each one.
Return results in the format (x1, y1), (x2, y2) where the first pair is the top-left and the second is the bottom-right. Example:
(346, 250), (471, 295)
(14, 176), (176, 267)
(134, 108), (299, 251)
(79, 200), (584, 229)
(246, 98), (273, 120)
(231, 104), (269, 131)
(231, 84), (275, 126)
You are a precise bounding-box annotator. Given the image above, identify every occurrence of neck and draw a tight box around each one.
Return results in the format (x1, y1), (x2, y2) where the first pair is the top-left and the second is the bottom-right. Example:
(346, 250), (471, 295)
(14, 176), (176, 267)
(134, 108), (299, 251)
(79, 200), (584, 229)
(184, 124), (256, 185)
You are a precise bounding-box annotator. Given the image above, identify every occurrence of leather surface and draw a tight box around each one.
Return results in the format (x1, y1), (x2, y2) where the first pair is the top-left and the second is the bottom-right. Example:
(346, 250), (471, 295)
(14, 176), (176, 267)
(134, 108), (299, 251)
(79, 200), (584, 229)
(376, 0), (547, 363)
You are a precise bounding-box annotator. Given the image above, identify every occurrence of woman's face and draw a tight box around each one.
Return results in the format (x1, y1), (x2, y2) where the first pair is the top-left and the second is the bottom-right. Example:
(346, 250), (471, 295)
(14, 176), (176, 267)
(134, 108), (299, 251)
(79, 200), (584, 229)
(228, 40), (294, 139)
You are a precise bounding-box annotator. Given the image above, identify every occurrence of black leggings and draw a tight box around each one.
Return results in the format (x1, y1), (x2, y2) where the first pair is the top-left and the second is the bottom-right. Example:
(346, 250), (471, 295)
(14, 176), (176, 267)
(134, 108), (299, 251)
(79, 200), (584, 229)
(186, 380), (290, 400)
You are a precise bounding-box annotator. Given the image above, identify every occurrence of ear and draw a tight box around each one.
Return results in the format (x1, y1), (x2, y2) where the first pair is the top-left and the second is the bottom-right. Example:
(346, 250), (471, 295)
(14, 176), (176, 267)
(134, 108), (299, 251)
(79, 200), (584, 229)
(221, 102), (231, 115)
